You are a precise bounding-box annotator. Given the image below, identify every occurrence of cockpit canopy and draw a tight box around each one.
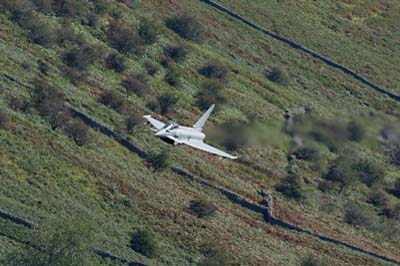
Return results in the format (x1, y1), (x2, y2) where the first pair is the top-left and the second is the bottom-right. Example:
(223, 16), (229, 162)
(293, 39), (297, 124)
(163, 121), (178, 130)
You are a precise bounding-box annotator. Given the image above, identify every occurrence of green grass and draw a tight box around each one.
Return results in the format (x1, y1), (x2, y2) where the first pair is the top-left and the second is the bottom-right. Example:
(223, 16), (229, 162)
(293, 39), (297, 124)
(0, 0), (399, 265)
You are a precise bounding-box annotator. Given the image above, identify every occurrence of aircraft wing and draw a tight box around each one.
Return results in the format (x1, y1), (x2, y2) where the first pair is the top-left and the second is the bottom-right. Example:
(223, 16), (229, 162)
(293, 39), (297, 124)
(181, 139), (238, 160)
(143, 115), (165, 131)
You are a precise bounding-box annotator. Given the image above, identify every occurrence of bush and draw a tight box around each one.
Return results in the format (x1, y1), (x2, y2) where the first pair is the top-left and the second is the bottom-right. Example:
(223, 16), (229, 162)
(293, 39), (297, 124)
(266, 67), (289, 86)
(106, 53), (128, 73)
(1, 0), (34, 21)
(158, 92), (179, 115)
(347, 121), (365, 142)
(19, 12), (58, 47)
(198, 242), (227, 266)
(196, 80), (226, 111)
(122, 74), (149, 97)
(0, 112), (10, 130)
(144, 61), (159, 76)
(276, 174), (304, 200)
(381, 204), (400, 221)
(57, 22), (83, 45)
(37, 59), (50, 75)
(344, 203), (379, 230)
(190, 200), (217, 218)
(8, 96), (30, 112)
(64, 120), (91, 146)
(199, 62), (228, 80)
(166, 15), (202, 41)
(164, 68), (181, 87)
(146, 149), (171, 171)
(354, 159), (385, 187)
(52, 0), (87, 17)
(367, 189), (388, 207)
(393, 179), (400, 198)
(62, 44), (105, 70)
(138, 19), (158, 45)
(125, 112), (141, 134)
(130, 229), (158, 258)
(31, 78), (68, 130)
(293, 146), (321, 162)
(107, 19), (144, 54)
(164, 44), (187, 62)
(301, 254), (327, 266)
(325, 154), (357, 192)
(389, 142), (400, 166)
(99, 90), (125, 111)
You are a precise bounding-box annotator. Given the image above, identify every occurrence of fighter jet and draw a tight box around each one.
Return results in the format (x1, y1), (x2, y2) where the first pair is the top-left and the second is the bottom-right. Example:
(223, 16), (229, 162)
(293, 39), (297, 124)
(143, 105), (238, 160)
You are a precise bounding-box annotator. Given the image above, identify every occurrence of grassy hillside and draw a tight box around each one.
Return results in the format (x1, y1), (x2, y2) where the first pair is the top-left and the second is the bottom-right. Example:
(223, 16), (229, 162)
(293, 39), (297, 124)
(0, 0), (400, 265)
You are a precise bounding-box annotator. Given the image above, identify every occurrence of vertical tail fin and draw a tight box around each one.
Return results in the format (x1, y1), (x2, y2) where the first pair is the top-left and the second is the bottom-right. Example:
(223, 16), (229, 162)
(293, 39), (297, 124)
(193, 104), (215, 130)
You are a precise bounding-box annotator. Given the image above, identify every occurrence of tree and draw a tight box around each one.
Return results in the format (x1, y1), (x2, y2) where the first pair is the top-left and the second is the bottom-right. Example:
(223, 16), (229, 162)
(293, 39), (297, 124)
(130, 229), (158, 258)
(325, 154), (357, 193)
(2, 219), (100, 266)
(62, 44), (105, 70)
(166, 15), (202, 41)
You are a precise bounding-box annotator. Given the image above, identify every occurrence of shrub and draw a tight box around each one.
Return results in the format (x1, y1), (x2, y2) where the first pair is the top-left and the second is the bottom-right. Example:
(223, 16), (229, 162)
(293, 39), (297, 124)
(164, 44), (187, 62)
(146, 149), (171, 171)
(266, 67), (289, 86)
(99, 91), (125, 111)
(393, 179), (400, 198)
(62, 44), (105, 70)
(276, 174), (304, 200)
(0, 112), (10, 130)
(1, 0), (34, 21)
(31, 0), (53, 14)
(367, 189), (388, 207)
(293, 146), (321, 162)
(8, 96), (30, 112)
(125, 112), (141, 134)
(57, 22), (83, 45)
(354, 159), (385, 187)
(196, 80), (226, 111)
(198, 62), (228, 80)
(93, 0), (109, 14)
(144, 61), (159, 76)
(347, 121), (365, 142)
(19, 12), (58, 47)
(389, 142), (400, 166)
(122, 73), (149, 97)
(166, 15), (202, 41)
(37, 59), (50, 75)
(325, 154), (357, 192)
(64, 120), (91, 146)
(164, 68), (181, 87)
(130, 229), (158, 258)
(31, 78), (68, 130)
(344, 203), (378, 230)
(52, 0), (87, 17)
(381, 204), (400, 221)
(198, 242), (227, 266)
(190, 199), (217, 218)
(138, 19), (158, 45)
(107, 19), (144, 54)
(158, 92), (179, 115)
(106, 53), (128, 73)
(301, 254), (327, 266)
